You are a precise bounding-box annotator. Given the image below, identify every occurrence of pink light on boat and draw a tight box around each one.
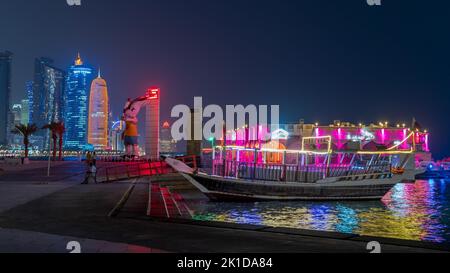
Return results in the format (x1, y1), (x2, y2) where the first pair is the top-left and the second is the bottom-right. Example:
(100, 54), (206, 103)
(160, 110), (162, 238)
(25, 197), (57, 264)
(402, 129), (408, 149)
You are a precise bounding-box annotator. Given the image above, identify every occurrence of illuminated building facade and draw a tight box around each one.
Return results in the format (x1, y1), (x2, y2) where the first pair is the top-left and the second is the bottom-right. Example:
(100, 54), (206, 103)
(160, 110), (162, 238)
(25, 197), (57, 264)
(88, 70), (109, 150)
(20, 99), (30, 125)
(64, 54), (94, 150)
(160, 121), (177, 154)
(33, 57), (66, 149)
(109, 120), (125, 152)
(145, 87), (160, 159)
(26, 81), (33, 124)
(0, 51), (12, 146)
(9, 104), (23, 146)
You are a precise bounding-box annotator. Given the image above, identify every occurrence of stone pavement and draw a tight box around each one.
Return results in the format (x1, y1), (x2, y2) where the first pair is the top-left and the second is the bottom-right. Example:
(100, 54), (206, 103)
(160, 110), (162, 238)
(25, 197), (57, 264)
(0, 227), (164, 253)
(0, 161), (167, 253)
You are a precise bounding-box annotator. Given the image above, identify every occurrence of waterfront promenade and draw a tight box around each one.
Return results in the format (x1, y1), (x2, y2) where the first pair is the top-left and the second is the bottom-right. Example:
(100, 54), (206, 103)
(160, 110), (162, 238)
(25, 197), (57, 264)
(0, 161), (448, 253)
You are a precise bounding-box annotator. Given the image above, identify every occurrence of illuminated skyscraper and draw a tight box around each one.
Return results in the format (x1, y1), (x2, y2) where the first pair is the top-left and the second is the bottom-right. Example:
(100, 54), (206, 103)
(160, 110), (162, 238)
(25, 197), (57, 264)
(0, 51), (12, 146)
(26, 81), (33, 124)
(33, 57), (66, 149)
(88, 70), (109, 150)
(64, 53), (94, 150)
(160, 121), (177, 154)
(109, 120), (125, 152)
(20, 99), (30, 125)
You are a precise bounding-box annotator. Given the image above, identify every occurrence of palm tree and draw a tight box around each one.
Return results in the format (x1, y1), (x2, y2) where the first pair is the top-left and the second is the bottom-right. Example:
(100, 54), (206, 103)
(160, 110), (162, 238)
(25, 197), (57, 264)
(11, 124), (38, 158)
(55, 122), (65, 161)
(42, 122), (59, 161)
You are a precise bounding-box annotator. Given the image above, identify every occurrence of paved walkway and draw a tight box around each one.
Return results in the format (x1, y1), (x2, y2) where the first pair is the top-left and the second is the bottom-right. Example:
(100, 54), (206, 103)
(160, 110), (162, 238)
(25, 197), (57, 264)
(0, 162), (167, 253)
(0, 227), (163, 253)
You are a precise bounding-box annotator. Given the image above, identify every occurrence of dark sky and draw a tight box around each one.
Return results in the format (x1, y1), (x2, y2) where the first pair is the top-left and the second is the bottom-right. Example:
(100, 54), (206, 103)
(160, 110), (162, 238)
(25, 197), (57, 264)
(1, 0), (450, 158)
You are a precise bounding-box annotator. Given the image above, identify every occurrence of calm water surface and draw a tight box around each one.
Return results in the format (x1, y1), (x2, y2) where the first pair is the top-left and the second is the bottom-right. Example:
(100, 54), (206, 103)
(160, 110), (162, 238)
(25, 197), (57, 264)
(187, 179), (450, 243)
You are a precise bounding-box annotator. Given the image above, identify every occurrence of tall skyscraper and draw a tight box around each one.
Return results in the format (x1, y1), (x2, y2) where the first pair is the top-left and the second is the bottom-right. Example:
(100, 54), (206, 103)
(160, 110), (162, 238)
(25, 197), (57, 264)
(109, 120), (125, 152)
(33, 57), (66, 149)
(21, 99), (30, 125)
(8, 104), (23, 146)
(64, 53), (94, 150)
(11, 104), (22, 125)
(88, 70), (109, 150)
(0, 51), (12, 146)
(26, 81), (34, 124)
(160, 121), (177, 154)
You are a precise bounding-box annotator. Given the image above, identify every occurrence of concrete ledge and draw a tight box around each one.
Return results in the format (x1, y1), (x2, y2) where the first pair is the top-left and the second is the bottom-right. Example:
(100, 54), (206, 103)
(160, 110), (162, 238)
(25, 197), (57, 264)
(260, 227), (357, 240)
(350, 235), (450, 252)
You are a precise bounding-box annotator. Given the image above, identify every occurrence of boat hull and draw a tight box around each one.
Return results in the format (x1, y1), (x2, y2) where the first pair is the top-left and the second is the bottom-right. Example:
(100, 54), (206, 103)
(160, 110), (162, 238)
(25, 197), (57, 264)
(182, 173), (400, 201)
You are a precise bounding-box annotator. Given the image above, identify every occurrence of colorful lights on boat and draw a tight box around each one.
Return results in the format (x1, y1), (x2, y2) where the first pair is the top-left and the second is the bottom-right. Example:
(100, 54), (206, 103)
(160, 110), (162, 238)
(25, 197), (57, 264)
(271, 129), (289, 140)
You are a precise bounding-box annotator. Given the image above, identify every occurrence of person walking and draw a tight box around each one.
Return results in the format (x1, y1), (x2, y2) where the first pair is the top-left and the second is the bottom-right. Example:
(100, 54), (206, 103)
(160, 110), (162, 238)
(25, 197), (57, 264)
(86, 151), (92, 165)
(92, 152), (97, 166)
(81, 162), (97, 184)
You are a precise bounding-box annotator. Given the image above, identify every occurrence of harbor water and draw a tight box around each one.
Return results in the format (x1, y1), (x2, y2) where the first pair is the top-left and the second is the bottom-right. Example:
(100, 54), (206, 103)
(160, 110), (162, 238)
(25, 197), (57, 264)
(187, 179), (450, 243)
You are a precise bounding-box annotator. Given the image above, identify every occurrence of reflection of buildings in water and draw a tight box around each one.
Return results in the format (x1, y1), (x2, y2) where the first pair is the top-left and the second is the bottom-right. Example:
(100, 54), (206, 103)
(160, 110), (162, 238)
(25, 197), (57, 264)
(355, 208), (427, 241)
(226, 209), (263, 226)
(188, 180), (447, 243)
(381, 180), (445, 242)
(335, 205), (359, 234)
(308, 205), (339, 231)
(261, 207), (313, 230)
(191, 204), (262, 225)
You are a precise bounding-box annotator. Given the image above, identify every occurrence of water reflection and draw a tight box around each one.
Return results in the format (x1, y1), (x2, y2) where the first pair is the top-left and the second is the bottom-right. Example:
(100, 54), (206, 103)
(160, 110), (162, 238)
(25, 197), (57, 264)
(188, 179), (450, 243)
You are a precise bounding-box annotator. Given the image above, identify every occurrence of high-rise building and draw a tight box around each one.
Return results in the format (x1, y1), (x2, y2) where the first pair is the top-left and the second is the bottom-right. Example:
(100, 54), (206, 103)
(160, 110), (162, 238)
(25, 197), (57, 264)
(160, 121), (177, 154)
(11, 104), (22, 125)
(145, 88), (160, 159)
(88, 70), (109, 150)
(0, 51), (12, 146)
(20, 99), (30, 125)
(9, 104), (22, 146)
(33, 57), (66, 149)
(64, 53), (94, 150)
(109, 120), (125, 152)
(26, 81), (34, 124)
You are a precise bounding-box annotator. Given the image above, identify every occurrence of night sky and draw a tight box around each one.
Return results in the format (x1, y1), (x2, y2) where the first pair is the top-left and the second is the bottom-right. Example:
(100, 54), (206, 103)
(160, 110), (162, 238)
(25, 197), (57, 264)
(1, 0), (449, 158)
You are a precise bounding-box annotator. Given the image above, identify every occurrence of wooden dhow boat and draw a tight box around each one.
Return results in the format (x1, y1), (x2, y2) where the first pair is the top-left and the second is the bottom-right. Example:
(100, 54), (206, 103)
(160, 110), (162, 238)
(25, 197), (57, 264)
(166, 135), (424, 201)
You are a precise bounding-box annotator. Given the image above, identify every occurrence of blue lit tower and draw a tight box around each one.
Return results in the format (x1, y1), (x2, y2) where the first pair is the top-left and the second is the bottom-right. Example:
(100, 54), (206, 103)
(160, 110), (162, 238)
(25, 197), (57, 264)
(26, 80), (33, 124)
(64, 53), (94, 150)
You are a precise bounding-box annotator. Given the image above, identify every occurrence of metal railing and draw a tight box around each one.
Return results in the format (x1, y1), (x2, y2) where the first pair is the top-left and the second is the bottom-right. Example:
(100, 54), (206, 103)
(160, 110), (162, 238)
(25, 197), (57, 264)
(96, 161), (174, 183)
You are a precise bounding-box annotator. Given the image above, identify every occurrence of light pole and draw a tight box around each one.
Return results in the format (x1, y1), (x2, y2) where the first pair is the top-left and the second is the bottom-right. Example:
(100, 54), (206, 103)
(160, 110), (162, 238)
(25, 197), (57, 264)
(47, 136), (51, 177)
